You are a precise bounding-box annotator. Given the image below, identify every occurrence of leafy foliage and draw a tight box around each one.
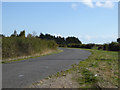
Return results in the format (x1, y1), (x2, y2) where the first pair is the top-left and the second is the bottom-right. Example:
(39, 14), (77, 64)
(66, 37), (81, 45)
(98, 42), (120, 51)
(117, 38), (120, 43)
(39, 33), (82, 47)
(81, 69), (98, 83)
(18, 30), (25, 37)
(2, 31), (58, 59)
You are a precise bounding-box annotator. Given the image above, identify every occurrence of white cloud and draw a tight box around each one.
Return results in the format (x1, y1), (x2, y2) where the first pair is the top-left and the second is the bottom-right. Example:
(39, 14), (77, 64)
(52, 34), (63, 37)
(81, 0), (94, 8)
(71, 3), (78, 9)
(78, 34), (117, 43)
(79, 35), (92, 41)
(96, 1), (114, 8)
(85, 35), (92, 40)
(96, 2), (103, 7)
(72, 0), (115, 8)
(100, 35), (116, 38)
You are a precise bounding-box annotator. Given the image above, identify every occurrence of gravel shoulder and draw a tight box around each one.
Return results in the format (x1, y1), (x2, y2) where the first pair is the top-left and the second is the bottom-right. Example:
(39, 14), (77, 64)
(29, 73), (79, 88)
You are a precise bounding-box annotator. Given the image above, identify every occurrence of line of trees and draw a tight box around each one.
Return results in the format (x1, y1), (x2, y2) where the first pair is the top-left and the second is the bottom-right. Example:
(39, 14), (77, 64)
(39, 33), (82, 47)
(38, 33), (120, 51)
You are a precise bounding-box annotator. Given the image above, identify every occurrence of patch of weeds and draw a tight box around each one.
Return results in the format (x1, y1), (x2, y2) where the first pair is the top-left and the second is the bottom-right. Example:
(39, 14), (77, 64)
(107, 61), (112, 66)
(65, 69), (70, 73)
(71, 64), (76, 68)
(96, 71), (99, 73)
(89, 62), (98, 67)
(77, 68), (98, 88)
(77, 78), (84, 85)
(114, 72), (119, 75)
(81, 69), (98, 84)
(99, 67), (105, 71)
(55, 72), (60, 77)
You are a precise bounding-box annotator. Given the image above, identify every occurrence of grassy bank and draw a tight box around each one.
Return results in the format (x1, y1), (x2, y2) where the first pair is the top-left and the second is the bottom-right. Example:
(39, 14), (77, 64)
(2, 37), (58, 63)
(2, 48), (62, 63)
(73, 49), (118, 88)
(30, 48), (118, 88)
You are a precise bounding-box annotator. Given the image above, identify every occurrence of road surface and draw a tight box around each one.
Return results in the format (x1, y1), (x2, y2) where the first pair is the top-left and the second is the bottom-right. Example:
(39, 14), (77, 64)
(2, 48), (91, 88)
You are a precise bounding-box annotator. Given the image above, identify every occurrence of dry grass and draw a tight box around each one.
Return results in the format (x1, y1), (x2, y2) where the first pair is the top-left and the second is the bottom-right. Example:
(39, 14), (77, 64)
(2, 49), (62, 63)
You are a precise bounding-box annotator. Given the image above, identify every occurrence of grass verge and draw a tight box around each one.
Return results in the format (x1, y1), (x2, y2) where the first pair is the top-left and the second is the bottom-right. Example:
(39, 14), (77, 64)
(71, 49), (118, 88)
(2, 48), (63, 64)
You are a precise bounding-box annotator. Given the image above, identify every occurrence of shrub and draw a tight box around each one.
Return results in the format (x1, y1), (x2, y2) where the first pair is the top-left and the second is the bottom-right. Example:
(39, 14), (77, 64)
(84, 43), (95, 49)
(108, 42), (119, 51)
(103, 44), (109, 50)
(2, 37), (57, 59)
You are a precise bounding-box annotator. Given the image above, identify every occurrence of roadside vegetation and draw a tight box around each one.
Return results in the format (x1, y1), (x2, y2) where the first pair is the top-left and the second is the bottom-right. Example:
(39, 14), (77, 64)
(74, 49), (118, 88)
(30, 48), (118, 88)
(2, 30), (58, 63)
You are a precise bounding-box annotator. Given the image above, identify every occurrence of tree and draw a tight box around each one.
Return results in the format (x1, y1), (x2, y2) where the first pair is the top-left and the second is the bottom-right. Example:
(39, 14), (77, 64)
(117, 38), (120, 43)
(11, 30), (17, 37)
(103, 44), (109, 50)
(66, 37), (81, 45)
(19, 30), (25, 37)
(39, 33), (45, 39)
(27, 33), (33, 38)
(14, 30), (17, 36)
(108, 42), (119, 51)
(55, 36), (66, 45)
(84, 43), (95, 49)
(0, 34), (5, 37)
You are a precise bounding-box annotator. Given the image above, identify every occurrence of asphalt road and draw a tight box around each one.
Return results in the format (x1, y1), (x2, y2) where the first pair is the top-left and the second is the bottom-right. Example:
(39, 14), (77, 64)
(2, 48), (91, 88)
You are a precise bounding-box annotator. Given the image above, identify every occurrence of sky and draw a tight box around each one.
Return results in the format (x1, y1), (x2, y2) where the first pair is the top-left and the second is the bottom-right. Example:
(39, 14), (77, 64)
(2, 1), (118, 44)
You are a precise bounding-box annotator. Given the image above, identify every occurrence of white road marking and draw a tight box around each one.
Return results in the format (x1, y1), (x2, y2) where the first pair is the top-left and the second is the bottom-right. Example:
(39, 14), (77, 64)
(18, 75), (24, 77)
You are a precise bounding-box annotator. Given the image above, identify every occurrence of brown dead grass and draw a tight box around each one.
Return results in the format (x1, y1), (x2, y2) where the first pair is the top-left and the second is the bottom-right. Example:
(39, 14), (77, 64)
(2, 49), (62, 63)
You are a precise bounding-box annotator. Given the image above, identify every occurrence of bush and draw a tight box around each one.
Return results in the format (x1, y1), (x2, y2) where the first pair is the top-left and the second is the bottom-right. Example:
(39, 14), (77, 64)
(101, 42), (120, 51)
(67, 43), (82, 48)
(103, 44), (109, 50)
(108, 42), (120, 51)
(84, 43), (95, 49)
(2, 37), (58, 59)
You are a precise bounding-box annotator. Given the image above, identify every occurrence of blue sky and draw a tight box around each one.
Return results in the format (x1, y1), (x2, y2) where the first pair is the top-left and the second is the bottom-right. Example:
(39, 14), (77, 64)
(2, 2), (118, 44)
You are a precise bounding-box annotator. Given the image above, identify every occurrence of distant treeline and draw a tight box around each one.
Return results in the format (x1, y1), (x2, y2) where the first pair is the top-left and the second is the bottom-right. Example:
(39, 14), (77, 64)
(39, 33), (82, 47)
(2, 30), (57, 59)
(66, 41), (120, 51)
(38, 33), (120, 51)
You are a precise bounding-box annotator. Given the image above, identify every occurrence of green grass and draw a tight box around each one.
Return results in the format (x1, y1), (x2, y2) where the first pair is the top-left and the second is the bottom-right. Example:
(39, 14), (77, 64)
(2, 49), (63, 64)
(73, 48), (118, 88)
